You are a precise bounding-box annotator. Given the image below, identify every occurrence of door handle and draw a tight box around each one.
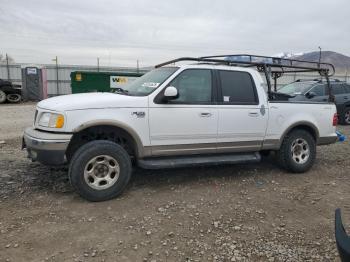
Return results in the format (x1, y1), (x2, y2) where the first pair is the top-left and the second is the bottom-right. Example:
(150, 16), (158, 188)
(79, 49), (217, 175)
(248, 112), (259, 117)
(200, 112), (212, 117)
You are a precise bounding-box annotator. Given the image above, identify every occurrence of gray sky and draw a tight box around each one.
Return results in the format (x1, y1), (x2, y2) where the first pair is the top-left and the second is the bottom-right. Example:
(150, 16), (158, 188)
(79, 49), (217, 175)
(1, 0), (349, 67)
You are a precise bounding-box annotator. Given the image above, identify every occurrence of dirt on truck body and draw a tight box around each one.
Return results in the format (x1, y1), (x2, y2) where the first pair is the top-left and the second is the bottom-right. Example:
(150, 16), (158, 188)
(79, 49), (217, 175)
(0, 103), (349, 261)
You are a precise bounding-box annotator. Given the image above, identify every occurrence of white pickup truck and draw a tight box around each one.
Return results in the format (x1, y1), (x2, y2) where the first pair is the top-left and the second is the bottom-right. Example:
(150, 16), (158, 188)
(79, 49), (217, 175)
(23, 55), (338, 201)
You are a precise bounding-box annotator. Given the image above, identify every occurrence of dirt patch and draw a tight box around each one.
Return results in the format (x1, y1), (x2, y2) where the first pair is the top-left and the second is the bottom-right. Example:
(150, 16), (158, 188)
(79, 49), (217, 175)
(0, 104), (349, 262)
(0, 102), (36, 140)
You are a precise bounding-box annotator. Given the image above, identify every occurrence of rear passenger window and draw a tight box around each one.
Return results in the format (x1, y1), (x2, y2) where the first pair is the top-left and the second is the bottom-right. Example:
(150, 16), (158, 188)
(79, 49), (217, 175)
(342, 84), (350, 93)
(332, 84), (345, 95)
(219, 71), (258, 104)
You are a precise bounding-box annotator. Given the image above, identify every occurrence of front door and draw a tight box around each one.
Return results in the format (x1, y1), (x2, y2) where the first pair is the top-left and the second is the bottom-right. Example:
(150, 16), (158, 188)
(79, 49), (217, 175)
(149, 68), (218, 156)
(306, 84), (328, 102)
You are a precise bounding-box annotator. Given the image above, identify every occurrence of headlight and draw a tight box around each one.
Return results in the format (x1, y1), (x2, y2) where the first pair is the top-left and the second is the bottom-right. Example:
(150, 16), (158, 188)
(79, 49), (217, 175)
(38, 112), (65, 128)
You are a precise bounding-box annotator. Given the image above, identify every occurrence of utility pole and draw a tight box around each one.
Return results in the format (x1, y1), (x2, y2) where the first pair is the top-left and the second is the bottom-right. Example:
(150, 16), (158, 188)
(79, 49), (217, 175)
(318, 46), (322, 65)
(52, 56), (59, 95)
(346, 68), (349, 83)
(5, 53), (10, 81)
(97, 57), (100, 72)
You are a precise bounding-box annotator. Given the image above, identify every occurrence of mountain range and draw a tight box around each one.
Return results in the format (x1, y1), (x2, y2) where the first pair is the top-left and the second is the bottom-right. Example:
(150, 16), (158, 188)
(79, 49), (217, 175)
(278, 51), (350, 72)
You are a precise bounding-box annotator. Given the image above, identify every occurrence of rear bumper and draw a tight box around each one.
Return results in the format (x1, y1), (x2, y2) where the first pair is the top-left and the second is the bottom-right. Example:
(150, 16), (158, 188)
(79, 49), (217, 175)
(318, 135), (338, 145)
(23, 127), (72, 165)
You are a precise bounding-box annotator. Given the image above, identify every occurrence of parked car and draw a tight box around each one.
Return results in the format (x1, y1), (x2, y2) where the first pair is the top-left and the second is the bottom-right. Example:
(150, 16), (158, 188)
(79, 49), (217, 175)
(278, 79), (350, 125)
(22, 56), (338, 201)
(0, 78), (22, 103)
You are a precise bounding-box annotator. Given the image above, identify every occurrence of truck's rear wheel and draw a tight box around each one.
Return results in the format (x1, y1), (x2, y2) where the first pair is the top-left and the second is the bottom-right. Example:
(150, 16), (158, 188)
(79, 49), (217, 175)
(277, 129), (316, 173)
(0, 90), (6, 103)
(69, 140), (132, 202)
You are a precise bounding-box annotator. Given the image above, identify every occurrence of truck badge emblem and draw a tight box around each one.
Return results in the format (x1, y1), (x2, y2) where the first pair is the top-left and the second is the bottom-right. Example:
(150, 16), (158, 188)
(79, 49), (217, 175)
(132, 111), (145, 118)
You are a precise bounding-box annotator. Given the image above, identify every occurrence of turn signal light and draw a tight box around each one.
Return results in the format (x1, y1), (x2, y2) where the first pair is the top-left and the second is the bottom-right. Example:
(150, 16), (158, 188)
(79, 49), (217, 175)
(55, 115), (65, 128)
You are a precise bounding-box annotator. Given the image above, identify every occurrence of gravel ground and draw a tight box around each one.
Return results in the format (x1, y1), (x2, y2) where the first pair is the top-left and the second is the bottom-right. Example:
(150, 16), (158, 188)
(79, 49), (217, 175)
(0, 103), (36, 140)
(0, 103), (349, 262)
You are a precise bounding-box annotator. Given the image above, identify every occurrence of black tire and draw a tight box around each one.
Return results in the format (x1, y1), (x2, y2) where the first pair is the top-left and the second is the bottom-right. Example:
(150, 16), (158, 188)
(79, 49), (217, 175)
(276, 129), (316, 173)
(340, 108), (350, 125)
(6, 93), (21, 103)
(0, 90), (6, 104)
(69, 140), (132, 202)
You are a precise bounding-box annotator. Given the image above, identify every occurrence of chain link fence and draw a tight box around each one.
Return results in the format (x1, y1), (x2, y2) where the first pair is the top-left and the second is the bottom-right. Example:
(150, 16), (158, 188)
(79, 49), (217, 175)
(0, 63), (148, 96)
(1, 63), (349, 95)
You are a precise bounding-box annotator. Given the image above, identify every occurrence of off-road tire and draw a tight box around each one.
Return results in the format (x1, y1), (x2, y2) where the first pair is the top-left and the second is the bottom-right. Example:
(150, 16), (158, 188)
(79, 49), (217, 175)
(276, 129), (316, 173)
(0, 90), (6, 103)
(69, 140), (132, 202)
(6, 93), (21, 103)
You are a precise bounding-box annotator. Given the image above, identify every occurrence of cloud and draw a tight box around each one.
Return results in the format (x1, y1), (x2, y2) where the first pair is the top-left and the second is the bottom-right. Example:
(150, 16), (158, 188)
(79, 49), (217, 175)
(1, 0), (349, 66)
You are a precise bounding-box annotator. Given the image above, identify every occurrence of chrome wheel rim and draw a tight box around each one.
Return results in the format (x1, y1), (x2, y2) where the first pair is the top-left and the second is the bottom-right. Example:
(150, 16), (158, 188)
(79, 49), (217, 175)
(291, 138), (310, 164)
(345, 110), (350, 124)
(84, 155), (120, 190)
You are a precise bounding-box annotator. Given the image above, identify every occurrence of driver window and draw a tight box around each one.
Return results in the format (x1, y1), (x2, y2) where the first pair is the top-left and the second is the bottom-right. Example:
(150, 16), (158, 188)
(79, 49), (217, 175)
(168, 69), (212, 103)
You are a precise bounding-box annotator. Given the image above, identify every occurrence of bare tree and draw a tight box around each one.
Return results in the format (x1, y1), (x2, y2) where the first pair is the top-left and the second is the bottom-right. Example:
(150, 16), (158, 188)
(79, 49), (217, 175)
(0, 54), (15, 64)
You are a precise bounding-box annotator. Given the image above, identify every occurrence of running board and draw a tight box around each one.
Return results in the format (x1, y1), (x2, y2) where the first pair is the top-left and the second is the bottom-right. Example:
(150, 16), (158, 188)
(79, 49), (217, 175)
(137, 152), (261, 169)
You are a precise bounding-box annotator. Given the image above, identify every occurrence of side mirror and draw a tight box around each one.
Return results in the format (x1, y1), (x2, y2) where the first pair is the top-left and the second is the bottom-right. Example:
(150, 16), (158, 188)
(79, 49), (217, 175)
(163, 86), (178, 99)
(306, 92), (317, 99)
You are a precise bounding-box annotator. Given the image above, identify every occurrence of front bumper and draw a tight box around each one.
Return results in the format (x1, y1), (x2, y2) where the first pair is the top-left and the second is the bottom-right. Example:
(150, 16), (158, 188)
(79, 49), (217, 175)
(23, 127), (72, 165)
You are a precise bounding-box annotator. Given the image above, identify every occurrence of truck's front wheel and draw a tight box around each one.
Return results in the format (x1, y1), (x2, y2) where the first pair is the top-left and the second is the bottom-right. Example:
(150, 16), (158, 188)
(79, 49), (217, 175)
(69, 140), (132, 201)
(277, 129), (316, 173)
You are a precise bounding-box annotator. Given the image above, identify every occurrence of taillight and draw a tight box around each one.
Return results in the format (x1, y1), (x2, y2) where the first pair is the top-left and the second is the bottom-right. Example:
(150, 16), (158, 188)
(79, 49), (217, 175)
(333, 113), (338, 126)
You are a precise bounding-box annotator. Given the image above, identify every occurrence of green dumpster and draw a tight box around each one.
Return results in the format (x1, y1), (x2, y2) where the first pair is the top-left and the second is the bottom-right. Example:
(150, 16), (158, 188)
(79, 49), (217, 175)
(70, 71), (145, 94)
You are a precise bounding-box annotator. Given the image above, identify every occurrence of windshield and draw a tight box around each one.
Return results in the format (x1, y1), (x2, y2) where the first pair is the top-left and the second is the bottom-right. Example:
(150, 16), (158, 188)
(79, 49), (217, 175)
(278, 81), (317, 95)
(122, 67), (178, 96)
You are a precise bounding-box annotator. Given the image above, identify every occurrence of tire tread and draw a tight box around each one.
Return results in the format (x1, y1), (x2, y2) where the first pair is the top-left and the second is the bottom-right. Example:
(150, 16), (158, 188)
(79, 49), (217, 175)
(68, 140), (132, 202)
(276, 129), (316, 173)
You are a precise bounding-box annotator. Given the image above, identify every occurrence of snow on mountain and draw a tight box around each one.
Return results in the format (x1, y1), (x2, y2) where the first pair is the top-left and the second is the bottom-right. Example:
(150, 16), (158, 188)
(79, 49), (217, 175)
(273, 52), (305, 58)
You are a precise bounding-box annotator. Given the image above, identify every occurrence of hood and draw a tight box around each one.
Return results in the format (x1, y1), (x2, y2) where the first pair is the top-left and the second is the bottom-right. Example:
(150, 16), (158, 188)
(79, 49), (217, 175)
(37, 92), (148, 111)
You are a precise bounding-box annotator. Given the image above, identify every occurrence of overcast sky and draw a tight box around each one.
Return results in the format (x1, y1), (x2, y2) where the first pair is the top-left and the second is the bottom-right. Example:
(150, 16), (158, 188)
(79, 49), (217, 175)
(1, 0), (349, 67)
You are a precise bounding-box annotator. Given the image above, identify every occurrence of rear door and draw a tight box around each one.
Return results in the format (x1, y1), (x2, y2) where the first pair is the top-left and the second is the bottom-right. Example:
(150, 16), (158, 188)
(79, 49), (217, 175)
(332, 83), (347, 104)
(332, 83), (350, 116)
(339, 83), (350, 103)
(216, 70), (268, 152)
